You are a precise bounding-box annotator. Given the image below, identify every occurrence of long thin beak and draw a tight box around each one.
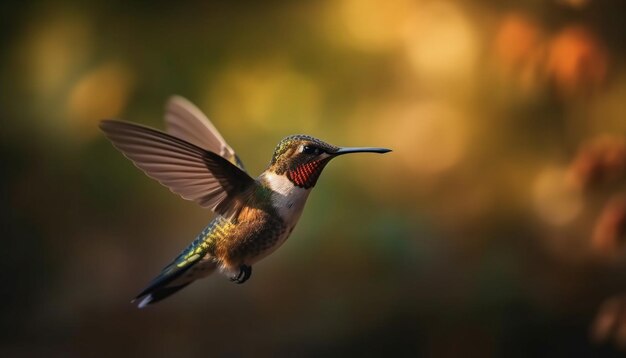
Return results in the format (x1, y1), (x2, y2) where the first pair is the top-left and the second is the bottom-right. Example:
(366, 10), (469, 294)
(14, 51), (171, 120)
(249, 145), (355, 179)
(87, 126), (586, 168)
(334, 147), (392, 155)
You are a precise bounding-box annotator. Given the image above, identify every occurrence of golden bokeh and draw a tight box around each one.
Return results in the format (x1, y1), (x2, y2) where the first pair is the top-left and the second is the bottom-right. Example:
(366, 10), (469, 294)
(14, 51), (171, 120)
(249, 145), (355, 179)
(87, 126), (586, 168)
(374, 100), (468, 176)
(330, 0), (416, 51)
(66, 62), (135, 139)
(19, 11), (92, 97)
(205, 59), (321, 134)
(533, 166), (584, 226)
(403, 1), (479, 87)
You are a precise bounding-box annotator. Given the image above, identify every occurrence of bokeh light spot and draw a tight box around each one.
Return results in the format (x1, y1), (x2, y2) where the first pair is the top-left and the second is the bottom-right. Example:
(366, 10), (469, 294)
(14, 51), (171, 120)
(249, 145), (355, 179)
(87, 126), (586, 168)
(403, 2), (479, 85)
(67, 62), (135, 139)
(20, 12), (92, 97)
(206, 60), (320, 133)
(377, 100), (468, 176)
(332, 0), (416, 51)
(547, 26), (609, 96)
(533, 166), (584, 226)
(492, 13), (546, 91)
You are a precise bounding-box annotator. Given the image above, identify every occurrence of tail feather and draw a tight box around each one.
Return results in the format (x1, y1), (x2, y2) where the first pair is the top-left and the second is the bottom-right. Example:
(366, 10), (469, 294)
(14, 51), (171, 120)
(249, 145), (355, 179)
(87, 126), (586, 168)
(134, 263), (193, 301)
(135, 283), (192, 308)
(132, 263), (194, 308)
(133, 219), (222, 308)
(132, 258), (217, 308)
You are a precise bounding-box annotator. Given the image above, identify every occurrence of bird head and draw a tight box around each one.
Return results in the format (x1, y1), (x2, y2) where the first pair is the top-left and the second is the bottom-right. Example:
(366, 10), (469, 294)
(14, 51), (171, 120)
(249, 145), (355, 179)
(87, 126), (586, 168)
(268, 135), (391, 189)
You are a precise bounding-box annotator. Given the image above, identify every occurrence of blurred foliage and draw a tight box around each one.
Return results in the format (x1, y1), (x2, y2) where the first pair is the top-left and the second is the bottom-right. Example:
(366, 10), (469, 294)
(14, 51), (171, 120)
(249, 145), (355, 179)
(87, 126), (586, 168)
(1, 0), (626, 356)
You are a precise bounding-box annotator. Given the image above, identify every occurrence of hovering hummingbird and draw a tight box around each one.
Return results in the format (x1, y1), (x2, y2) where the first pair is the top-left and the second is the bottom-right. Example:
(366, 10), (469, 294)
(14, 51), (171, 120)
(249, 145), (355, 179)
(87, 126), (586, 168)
(100, 96), (391, 308)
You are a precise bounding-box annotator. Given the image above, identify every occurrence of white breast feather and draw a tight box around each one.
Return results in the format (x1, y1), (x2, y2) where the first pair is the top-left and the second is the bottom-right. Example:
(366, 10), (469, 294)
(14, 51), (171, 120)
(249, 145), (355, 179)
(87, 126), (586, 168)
(263, 172), (311, 228)
(244, 172), (312, 265)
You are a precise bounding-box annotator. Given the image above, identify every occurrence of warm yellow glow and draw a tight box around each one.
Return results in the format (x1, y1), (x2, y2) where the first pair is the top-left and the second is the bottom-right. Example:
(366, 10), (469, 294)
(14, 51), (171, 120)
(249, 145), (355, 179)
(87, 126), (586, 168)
(205, 60), (320, 132)
(331, 0), (416, 51)
(19, 12), (92, 97)
(403, 2), (479, 84)
(588, 74), (626, 133)
(375, 100), (468, 175)
(66, 62), (134, 138)
(532, 166), (584, 226)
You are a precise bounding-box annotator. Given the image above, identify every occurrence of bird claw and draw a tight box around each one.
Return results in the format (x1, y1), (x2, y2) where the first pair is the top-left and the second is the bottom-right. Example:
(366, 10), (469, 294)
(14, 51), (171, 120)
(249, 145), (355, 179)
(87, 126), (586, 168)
(230, 265), (252, 284)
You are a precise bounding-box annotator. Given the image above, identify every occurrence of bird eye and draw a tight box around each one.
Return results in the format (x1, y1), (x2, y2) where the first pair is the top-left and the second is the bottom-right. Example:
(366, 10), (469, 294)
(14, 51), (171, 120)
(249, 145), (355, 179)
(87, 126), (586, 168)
(302, 145), (322, 155)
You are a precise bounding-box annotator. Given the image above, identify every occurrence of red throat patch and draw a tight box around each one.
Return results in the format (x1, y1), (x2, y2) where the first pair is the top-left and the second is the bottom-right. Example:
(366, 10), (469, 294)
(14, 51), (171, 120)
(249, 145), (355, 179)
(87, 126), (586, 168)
(287, 159), (329, 189)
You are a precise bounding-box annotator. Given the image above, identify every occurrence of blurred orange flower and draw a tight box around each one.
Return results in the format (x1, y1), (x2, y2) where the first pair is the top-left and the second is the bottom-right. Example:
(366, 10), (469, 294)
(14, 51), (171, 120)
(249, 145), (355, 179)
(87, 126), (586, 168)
(494, 14), (544, 72)
(592, 195), (626, 255)
(567, 136), (626, 190)
(493, 14), (546, 89)
(546, 26), (609, 96)
(493, 15), (609, 97)
(592, 294), (626, 350)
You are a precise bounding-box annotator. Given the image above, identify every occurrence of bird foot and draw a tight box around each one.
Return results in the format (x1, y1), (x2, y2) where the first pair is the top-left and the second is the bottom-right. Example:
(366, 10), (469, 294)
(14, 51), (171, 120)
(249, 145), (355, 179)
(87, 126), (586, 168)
(230, 265), (252, 284)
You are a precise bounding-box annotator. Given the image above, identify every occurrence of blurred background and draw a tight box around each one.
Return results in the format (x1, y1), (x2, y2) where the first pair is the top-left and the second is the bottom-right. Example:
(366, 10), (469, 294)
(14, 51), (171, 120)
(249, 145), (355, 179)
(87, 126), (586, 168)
(1, 0), (625, 356)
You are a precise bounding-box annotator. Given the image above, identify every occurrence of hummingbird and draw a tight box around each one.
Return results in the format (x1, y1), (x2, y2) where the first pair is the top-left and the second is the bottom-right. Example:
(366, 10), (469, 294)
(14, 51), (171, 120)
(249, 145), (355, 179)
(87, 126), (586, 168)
(100, 95), (391, 308)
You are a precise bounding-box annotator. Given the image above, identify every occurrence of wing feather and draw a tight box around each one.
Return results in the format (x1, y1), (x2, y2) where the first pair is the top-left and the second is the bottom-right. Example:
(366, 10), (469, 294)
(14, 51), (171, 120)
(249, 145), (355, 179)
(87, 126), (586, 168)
(164, 95), (246, 171)
(100, 120), (255, 218)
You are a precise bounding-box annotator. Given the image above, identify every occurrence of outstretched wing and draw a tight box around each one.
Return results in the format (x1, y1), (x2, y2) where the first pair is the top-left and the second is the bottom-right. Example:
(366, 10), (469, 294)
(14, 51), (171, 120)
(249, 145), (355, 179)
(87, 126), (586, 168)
(100, 120), (255, 218)
(164, 95), (246, 171)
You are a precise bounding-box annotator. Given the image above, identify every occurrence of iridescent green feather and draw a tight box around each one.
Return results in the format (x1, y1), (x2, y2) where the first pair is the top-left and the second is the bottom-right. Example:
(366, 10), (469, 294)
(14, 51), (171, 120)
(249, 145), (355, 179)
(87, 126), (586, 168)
(134, 217), (233, 307)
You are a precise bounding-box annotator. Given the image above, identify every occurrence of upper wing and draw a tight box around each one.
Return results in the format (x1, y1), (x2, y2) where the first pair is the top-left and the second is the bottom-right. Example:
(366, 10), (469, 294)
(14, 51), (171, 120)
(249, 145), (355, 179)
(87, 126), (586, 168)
(100, 120), (255, 218)
(164, 95), (245, 171)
